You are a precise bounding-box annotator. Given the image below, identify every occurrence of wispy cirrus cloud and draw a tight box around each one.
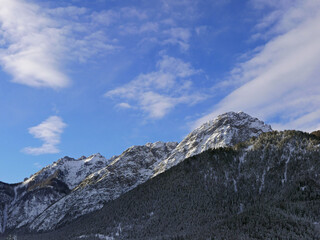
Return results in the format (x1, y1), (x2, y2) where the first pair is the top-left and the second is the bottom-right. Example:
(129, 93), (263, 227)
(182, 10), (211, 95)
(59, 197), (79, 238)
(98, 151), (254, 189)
(195, 0), (320, 132)
(163, 27), (191, 51)
(22, 116), (67, 155)
(105, 55), (206, 119)
(0, 0), (118, 88)
(0, 0), (206, 90)
(0, 0), (71, 88)
(89, 3), (195, 51)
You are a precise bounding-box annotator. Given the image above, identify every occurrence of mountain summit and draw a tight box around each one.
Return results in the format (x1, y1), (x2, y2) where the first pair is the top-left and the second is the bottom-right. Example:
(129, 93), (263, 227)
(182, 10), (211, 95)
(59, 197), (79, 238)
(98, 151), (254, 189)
(154, 111), (272, 175)
(0, 112), (272, 234)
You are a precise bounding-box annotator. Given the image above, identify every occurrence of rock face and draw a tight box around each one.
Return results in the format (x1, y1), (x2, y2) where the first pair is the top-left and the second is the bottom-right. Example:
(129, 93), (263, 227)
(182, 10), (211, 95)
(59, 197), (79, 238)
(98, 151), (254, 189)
(0, 111), (272, 234)
(311, 130), (320, 138)
(0, 182), (15, 233)
(1, 154), (111, 232)
(29, 142), (178, 231)
(154, 111), (272, 175)
(14, 130), (320, 240)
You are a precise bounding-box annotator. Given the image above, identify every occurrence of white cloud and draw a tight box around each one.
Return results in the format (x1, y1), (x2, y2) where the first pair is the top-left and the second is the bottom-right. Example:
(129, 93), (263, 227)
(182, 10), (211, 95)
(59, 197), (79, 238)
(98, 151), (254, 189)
(90, 6), (148, 34)
(140, 92), (176, 118)
(163, 27), (191, 51)
(106, 55), (206, 119)
(91, 10), (118, 26)
(69, 30), (117, 63)
(47, 6), (88, 19)
(140, 22), (159, 33)
(118, 22), (159, 35)
(161, 0), (198, 19)
(22, 116), (67, 155)
(195, 0), (320, 132)
(0, 0), (119, 88)
(117, 102), (132, 109)
(0, 0), (70, 88)
(120, 7), (148, 20)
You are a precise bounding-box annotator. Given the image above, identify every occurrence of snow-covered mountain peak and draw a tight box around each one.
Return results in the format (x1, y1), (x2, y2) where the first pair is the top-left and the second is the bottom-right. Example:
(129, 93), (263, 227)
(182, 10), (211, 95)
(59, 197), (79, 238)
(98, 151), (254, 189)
(154, 112), (272, 175)
(83, 153), (105, 163)
(194, 111), (271, 136)
(2, 153), (113, 230)
(145, 141), (165, 148)
(57, 155), (75, 162)
(1, 111), (272, 233)
(183, 111), (272, 148)
(22, 153), (110, 190)
(30, 141), (178, 231)
(106, 141), (178, 169)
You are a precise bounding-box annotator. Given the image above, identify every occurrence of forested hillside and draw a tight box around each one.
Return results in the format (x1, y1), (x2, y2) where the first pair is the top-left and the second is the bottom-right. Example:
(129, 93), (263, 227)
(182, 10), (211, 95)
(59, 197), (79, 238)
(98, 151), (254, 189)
(10, 130), (320, 240)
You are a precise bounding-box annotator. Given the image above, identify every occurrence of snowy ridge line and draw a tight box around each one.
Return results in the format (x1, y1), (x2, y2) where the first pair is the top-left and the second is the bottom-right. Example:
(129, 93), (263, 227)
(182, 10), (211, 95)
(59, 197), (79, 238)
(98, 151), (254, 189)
(2, 153), (115, 230)
(29, 141), (178, 231)
(1, 111), (274, 233)
(153, 111), (272, 175)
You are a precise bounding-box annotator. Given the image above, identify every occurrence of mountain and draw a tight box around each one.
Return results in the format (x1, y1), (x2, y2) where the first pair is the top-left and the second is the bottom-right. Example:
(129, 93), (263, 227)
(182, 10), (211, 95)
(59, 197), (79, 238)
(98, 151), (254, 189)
(312, 130), (320, 138)
(154, 111), (272, 175)
(0, 112), (272, 235)
(16, 130), (320, 240)
(29, 111), (272, 232)
(29, 141), (178, 232)
(0, 182), (15, 234)
(0, 153), (112, 233)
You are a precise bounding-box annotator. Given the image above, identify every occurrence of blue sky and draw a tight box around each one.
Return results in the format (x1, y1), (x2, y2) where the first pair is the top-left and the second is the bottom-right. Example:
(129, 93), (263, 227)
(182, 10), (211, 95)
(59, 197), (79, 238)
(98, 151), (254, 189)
(1, 0), (320, 183)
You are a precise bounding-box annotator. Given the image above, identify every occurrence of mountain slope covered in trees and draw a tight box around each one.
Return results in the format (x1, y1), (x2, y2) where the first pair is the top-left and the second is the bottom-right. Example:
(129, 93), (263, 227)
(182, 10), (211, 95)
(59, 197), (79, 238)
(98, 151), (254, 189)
(12, 130), (320, 240)
(0, 112), (272, 234)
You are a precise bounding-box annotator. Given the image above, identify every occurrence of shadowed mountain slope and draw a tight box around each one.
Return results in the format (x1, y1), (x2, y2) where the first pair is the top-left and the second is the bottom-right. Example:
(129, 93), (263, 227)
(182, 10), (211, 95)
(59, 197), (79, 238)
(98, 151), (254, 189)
(12, 130), (320, 240)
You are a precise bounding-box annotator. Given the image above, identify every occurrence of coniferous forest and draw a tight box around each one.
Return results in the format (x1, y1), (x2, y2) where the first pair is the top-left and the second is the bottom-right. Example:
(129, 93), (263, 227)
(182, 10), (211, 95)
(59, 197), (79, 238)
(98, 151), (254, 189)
(4, 131), (320, 240)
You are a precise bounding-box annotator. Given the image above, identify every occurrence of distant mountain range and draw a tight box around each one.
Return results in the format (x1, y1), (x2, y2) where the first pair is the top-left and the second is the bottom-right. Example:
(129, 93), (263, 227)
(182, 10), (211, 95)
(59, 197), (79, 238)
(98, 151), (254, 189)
(1, 112), (319, 240)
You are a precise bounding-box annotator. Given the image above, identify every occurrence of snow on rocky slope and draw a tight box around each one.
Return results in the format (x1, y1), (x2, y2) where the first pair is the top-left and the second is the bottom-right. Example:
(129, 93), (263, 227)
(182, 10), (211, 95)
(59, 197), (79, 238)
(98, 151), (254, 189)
(154, 111), (272, 175)
(2, 154), (111, 231)
(0, 111), (272, 233)
(24, 153), (111, 190)
(30, 112), (271, 232)
(30, 142), (178, 231)
(0, 182), (15, 233)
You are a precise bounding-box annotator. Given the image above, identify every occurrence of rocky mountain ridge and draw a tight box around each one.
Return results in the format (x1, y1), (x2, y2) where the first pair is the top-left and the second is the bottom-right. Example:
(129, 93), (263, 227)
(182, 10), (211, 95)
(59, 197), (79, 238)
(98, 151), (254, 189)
(29, 141), (178, 231)
(0, 153), (112, 232)
(154, 111), (272, 175)
(12, 130), (320, 240)
(0, 112), (273, 234)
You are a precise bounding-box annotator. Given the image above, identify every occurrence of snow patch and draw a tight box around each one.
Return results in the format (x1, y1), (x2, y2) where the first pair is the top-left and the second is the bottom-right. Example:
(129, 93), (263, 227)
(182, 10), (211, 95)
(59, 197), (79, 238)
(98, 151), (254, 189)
(282, 157), (291, 185)
(154, 111), (272, 175)
(238, 203), (244, 214)
(246, 145), (254, 151)
(0, 204), (8, 233)
(233, 178), (238, 193)
(30, 142), (178, 232)
(78, 234), (114, 240)
(259, 169), (266, 194)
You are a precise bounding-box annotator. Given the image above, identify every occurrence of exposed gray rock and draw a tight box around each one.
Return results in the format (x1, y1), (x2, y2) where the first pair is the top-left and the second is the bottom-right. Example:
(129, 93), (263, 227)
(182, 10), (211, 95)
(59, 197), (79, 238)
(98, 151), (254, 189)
(154, 111), (272, 175)
(0, 112), (272, 233)
(2, 154), (112, 231)
(30, 142), (178, 231)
